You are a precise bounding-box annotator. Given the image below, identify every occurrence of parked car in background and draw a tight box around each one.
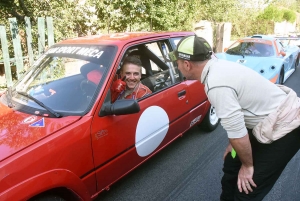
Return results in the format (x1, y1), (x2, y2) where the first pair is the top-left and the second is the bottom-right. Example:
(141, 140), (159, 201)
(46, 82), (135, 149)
(216, 35), (300, 84)
(276, 36), (300, 50)
(0, 32), (219, 201)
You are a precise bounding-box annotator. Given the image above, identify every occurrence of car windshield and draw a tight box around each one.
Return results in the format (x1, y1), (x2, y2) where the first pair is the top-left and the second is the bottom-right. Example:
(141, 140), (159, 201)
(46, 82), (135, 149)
(2, 44), (116, 117)
(226, 40), (274, 57)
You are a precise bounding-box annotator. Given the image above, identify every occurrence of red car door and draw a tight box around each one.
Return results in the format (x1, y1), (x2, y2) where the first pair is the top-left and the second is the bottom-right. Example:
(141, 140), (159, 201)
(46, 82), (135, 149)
(90, 39), (193, 192)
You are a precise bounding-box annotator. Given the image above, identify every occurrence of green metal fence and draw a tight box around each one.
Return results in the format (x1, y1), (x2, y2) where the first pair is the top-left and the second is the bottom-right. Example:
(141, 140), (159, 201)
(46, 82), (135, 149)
(0, 17), (54, 88)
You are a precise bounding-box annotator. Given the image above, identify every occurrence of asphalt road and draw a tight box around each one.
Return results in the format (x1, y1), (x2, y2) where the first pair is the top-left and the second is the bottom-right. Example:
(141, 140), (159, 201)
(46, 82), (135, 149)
(96, 65), (300, 201)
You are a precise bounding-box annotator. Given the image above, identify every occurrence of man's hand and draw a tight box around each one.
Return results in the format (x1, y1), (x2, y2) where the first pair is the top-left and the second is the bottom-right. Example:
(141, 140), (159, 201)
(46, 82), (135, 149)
(111, 77), (126, 93)
(229, 134), (257, 194)
(238, 165), (257, 194)
(223, 143), (232, 160)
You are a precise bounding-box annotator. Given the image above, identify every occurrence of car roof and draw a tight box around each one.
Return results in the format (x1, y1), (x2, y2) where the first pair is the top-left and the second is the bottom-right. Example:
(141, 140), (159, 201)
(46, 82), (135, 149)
(58, 31), (195, 46)
(237, 34), (275, 45)
(244, 34), (275, 41)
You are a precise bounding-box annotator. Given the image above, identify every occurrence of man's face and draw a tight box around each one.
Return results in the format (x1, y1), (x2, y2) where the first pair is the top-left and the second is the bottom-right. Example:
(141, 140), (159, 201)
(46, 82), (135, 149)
(120, 63), (141, 90)
(176, 59), (194, 80)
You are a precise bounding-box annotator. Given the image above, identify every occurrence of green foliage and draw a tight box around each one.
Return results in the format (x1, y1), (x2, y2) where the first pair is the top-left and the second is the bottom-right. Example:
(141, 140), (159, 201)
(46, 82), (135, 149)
(257, 5), (283, 22)
(257, 4), (297, 23)
(0, 0), (94, 62)
(95, 0), (197, 32)
(0, 0), (299, 61)
(231, 20), (275, 38)
(196, 0), (239, 22)
(0, 0), (94, 43)
(272, 0), (298, 11)
(282, 9), (296, 22)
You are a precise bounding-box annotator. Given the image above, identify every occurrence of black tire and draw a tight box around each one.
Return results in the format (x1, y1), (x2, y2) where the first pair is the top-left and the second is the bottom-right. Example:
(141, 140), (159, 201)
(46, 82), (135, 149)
(295, 55), (299, 71)
(198, 105), (220, 132)
(278, 66), (284, 84)
(31, 194), (66, 201)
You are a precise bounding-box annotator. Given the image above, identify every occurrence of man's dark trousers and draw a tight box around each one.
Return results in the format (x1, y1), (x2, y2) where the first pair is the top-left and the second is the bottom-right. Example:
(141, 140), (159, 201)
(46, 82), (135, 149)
(220, 127), (300, 201)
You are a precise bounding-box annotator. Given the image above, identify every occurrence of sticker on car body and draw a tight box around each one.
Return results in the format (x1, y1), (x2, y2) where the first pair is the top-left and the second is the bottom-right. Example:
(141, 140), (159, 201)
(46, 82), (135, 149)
(95, 130), (108, 140)
(22, 116), (37, 124)
(29, 118), (45, 127)
(135, 106), (169, 157)
(190, 115), (202, 127)
(47, 47), (104, 58)
(237, 59), (246, 64)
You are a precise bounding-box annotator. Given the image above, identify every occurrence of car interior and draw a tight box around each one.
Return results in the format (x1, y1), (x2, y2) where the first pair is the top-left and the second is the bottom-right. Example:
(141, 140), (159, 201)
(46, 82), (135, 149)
(80, 62), (103, 99)
(77, 39), (184, 110)
(117, 41), (182, 97)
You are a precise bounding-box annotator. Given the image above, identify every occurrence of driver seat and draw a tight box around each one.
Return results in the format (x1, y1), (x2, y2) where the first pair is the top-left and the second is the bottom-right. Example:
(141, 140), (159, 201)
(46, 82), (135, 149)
(141, 77), (155, 92)
(80, 63), (103, 99)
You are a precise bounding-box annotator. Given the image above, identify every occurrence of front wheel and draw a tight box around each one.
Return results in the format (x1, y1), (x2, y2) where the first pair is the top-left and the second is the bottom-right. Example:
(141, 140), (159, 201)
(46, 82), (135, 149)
(278, 66), (284, 84)
(198, 105), (220, 132)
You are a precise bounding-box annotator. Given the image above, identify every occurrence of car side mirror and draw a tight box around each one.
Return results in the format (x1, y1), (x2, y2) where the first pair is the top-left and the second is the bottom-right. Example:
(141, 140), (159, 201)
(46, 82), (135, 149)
(280, 50), (286, 57)
(99, 99), (140, 117)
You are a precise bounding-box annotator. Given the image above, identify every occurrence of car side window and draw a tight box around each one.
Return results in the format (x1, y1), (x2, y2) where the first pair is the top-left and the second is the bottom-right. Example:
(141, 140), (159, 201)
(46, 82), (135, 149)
(276, 40), (284, 52)
(108, 39), (184, 103)
(170, 37), (183, 49)
(142, 41), (182, 92)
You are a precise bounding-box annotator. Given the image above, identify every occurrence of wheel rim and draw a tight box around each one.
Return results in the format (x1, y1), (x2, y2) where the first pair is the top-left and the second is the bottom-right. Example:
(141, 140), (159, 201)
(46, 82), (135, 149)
(209, 106), (219, 125)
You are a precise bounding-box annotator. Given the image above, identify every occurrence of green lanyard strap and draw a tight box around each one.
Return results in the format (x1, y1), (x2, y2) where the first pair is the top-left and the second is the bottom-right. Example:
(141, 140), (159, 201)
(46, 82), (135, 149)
(231, 148), (236, 159)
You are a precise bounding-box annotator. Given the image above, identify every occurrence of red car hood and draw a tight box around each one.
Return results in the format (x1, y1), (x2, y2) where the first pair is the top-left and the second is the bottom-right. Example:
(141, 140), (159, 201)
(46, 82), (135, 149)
(0, 102), (81, 162)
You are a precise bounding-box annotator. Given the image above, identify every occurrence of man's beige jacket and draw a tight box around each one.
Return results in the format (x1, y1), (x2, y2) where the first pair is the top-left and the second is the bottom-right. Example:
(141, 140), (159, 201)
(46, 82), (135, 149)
(253, 85), (300, 144)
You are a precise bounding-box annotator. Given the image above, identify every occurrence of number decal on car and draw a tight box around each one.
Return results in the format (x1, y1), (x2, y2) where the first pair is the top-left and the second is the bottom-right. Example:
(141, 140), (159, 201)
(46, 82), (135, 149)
(237, 59), (246, 64)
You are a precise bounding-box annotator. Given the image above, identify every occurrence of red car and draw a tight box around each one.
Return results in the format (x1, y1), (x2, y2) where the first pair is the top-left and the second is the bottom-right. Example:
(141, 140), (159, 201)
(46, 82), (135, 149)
(0, 32), (219, 201)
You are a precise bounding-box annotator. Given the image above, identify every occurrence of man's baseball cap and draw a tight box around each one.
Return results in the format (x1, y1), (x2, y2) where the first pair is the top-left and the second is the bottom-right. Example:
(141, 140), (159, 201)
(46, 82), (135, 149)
(169, 35), (212, 61)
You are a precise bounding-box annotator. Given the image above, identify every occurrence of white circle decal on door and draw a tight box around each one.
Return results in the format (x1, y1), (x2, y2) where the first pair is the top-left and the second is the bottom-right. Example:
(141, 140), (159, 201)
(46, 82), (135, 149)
(135, 106), (169, 157)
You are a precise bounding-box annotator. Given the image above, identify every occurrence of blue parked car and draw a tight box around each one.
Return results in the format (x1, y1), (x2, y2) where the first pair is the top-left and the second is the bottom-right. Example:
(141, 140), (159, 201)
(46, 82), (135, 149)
(215, 35), (300, 84)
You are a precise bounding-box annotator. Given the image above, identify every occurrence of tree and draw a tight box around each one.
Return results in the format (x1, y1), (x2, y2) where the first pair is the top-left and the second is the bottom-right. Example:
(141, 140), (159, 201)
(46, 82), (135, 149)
(95, 0), (198, 32)
(0, 0), (96, 42)
(257, 5), (284, 22)
(195, 0), (239, 23)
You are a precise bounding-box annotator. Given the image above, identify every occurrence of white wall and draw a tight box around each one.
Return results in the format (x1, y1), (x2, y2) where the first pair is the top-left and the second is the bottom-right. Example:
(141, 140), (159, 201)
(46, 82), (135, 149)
(194, 21), (214, 49)
(274, 21), (296, 36)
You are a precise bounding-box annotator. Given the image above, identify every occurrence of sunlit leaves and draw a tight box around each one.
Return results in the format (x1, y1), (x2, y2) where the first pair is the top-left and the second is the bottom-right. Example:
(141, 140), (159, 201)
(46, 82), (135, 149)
(257, 5), (296, 23)
(283, 9), (297, 22)
(95, 0), (202, 32)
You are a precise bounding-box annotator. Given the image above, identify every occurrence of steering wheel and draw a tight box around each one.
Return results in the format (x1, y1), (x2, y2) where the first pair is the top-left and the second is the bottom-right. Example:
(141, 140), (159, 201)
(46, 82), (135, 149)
(154, 71), (170, 90)
(80, 79), (97, 99)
